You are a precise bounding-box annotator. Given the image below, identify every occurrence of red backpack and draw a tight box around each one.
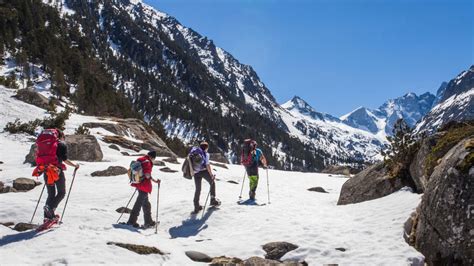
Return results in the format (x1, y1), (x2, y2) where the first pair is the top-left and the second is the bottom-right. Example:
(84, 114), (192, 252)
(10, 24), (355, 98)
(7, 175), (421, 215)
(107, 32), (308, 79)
(35, 129), (60, 166)
(241, 139), (256, 167)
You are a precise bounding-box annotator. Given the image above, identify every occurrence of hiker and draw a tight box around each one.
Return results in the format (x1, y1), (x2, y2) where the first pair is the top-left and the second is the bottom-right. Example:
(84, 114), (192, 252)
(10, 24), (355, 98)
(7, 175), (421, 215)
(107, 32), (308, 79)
(34, 129), (79, 221)
(126, 151), (160, 228)
(241, 139), (267, 200)
(190, 141), (220, 214)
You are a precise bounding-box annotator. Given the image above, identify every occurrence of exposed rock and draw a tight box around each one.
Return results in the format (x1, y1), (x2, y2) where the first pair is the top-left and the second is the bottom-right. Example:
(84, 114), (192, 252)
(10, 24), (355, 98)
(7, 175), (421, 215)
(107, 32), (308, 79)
(107, 242), (166, 255)
(83, 118), (176, 158)
(335, 247), (346, 252)
(103, 135), (141, 152)
(13, 178), (41, 191)
(108, 144), (120, 151)
(0, 222), (14, 227)
(185, 250), (212, 263)
(13, 89), (49, 110)
(210, 162), (228, 169)
(0, 161), (3, 164)
(24, 144), (37, 165)
(210, 256), (244, 265)
(91, 166), (128, 177)
(115, 207), (132, 214)
(409, 135), (439, 193)
(337, 162), (406, 205)
(407, 138), (474, 265)
(159, 167), (178, 173)
(153, 160), (165, 166)
(209, 153), (229, 164)
(322, 165), (361, 175)
(0, 181), (3, 191)
(243, 256), (307, 265)
(307, 187), (328, 193)
(163, 157), (179, 164)
(227, 180), (239, 184)
(0, 186), (17, 193)
(121, 151), (130, 156)
(13, 223), (36, 232)
(262, 241), (298, 260)
(65, 135), (103, 162)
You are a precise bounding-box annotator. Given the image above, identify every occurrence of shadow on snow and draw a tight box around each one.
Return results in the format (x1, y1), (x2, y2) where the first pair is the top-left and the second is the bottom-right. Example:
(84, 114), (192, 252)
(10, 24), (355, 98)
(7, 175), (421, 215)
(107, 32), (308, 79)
(168, 207), (218, 239)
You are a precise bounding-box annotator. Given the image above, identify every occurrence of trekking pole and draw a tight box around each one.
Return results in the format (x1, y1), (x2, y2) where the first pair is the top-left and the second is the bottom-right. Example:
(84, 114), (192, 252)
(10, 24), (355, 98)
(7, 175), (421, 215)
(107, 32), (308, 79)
(116, 189), (138, 223)
(266, 168), (270, 204)
(60, 168), (78, 224)
(201, 188), (211, 219)
(155, 184), (160, 234)
(238, 170), (247, 199)
(30, 183), (46, 224)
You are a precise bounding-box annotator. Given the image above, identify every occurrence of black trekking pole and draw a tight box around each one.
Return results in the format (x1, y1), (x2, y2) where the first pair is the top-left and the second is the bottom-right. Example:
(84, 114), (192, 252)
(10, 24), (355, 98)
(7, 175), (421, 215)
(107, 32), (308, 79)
(30, 183), (46, 224)
(116, 189), (138, 224)
(238, 170), (247, 200)
(155, 184), (160, 234)
(266, 168), (270, 204)
(60, 168), (78, 224)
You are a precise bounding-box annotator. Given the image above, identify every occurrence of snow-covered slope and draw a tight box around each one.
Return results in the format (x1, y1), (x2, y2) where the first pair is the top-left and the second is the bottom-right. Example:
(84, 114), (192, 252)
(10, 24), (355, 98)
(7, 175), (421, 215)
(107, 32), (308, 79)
(280, 97), (386, 164)
(415, 66), (474, 134)
(341, 92), (436, 136)
(0, 86), (424, 264)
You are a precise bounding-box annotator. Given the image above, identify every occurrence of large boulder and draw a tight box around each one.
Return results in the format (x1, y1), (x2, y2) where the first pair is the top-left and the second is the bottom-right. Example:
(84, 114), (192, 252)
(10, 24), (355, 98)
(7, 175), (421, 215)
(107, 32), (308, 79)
(24, 144), (37, 165)
(0, 186), (17, 193)
(91, 166), (128, 177)
(13, 223), (36, 232)
(83, 118), (176, 158)
(13, 178), (41, 191)
(65, 135), (103, 161)
(262, 241), (298, 260)
(406, 138), (473, 265)
(13, 89), (49, 110)
(210, 256), (243, 266)
(337, 162), (406, 205)
(209, 153), (229, 164)
(409, 135), (439, 193)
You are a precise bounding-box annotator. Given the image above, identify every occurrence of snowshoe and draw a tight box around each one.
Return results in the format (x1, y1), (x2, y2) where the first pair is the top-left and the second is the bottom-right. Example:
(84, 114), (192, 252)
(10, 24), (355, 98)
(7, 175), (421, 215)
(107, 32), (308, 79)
(37, 215), (59, 232)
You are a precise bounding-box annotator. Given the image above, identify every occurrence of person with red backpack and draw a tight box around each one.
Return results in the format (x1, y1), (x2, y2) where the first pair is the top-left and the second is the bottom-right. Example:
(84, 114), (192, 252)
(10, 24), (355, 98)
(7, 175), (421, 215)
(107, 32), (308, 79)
(241, 139), (267, 200)
(34, 129), (79, 221)
(126, 151), (161, 228)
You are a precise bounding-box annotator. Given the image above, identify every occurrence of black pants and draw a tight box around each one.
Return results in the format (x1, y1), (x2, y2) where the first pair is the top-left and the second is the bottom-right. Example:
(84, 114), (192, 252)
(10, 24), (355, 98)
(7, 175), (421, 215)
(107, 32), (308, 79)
(44, 170), (66, 210)
(128, 190), (153, 224)
(193, 170), (216, 209)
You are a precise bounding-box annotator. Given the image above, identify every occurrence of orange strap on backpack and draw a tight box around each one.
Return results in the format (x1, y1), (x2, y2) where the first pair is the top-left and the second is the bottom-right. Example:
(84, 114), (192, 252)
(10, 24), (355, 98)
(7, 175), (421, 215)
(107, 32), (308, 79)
(46, 165), (60, 185)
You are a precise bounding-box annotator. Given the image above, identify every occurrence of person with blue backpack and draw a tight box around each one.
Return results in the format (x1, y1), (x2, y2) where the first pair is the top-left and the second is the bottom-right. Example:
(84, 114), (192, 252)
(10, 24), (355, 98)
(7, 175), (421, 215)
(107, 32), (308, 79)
(189, 141), (220, 214)
(241, 139), (267, 200)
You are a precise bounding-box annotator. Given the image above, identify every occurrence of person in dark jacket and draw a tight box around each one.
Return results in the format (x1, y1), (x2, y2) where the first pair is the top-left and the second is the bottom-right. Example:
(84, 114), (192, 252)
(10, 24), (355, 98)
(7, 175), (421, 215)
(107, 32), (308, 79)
(43, 130), (79, 220)
(191, 141), (220, 214)
(127, 151), (160, 228)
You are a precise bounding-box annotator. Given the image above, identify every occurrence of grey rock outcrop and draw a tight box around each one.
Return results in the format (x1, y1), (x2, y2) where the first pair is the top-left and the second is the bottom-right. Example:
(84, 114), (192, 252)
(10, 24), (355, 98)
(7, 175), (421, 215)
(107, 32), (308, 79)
(13, 89), (50, 110)
(83, 118), (176, 158)
(406, 138), (473, 265)
(337, 162), (405, 205)
(65, 135), (103, 161)
(409, 135), (439, 193)
(91, 166), (128, 177)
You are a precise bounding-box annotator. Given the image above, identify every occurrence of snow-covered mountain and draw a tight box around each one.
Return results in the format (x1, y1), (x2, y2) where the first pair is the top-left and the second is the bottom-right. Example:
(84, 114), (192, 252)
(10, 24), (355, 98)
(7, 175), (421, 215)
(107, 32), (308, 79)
(341, 92), (436, 137)
(414, 66), (474, 134)
(280, 96), (385, 165)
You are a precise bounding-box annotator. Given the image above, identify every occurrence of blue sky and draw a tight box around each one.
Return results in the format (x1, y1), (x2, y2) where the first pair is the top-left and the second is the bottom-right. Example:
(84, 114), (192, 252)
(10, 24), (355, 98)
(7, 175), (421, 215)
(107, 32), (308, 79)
(147, 0), (473, 117)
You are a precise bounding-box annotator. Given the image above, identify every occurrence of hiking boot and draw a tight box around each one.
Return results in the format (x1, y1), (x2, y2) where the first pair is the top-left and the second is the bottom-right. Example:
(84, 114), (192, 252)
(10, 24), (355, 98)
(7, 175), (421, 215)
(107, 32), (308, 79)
(210, 198), (221, 207)
(249, 191), (256, 200)
(126, 221), (140, 228)
(191, 205), (203, 214)
(43, 205), (55, 219)
(143, 221), (156, 228)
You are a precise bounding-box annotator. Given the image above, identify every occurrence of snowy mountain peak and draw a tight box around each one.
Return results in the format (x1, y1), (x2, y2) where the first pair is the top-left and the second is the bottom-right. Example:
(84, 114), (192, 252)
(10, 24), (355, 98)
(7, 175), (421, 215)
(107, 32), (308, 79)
(282, 96), (338, 122)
